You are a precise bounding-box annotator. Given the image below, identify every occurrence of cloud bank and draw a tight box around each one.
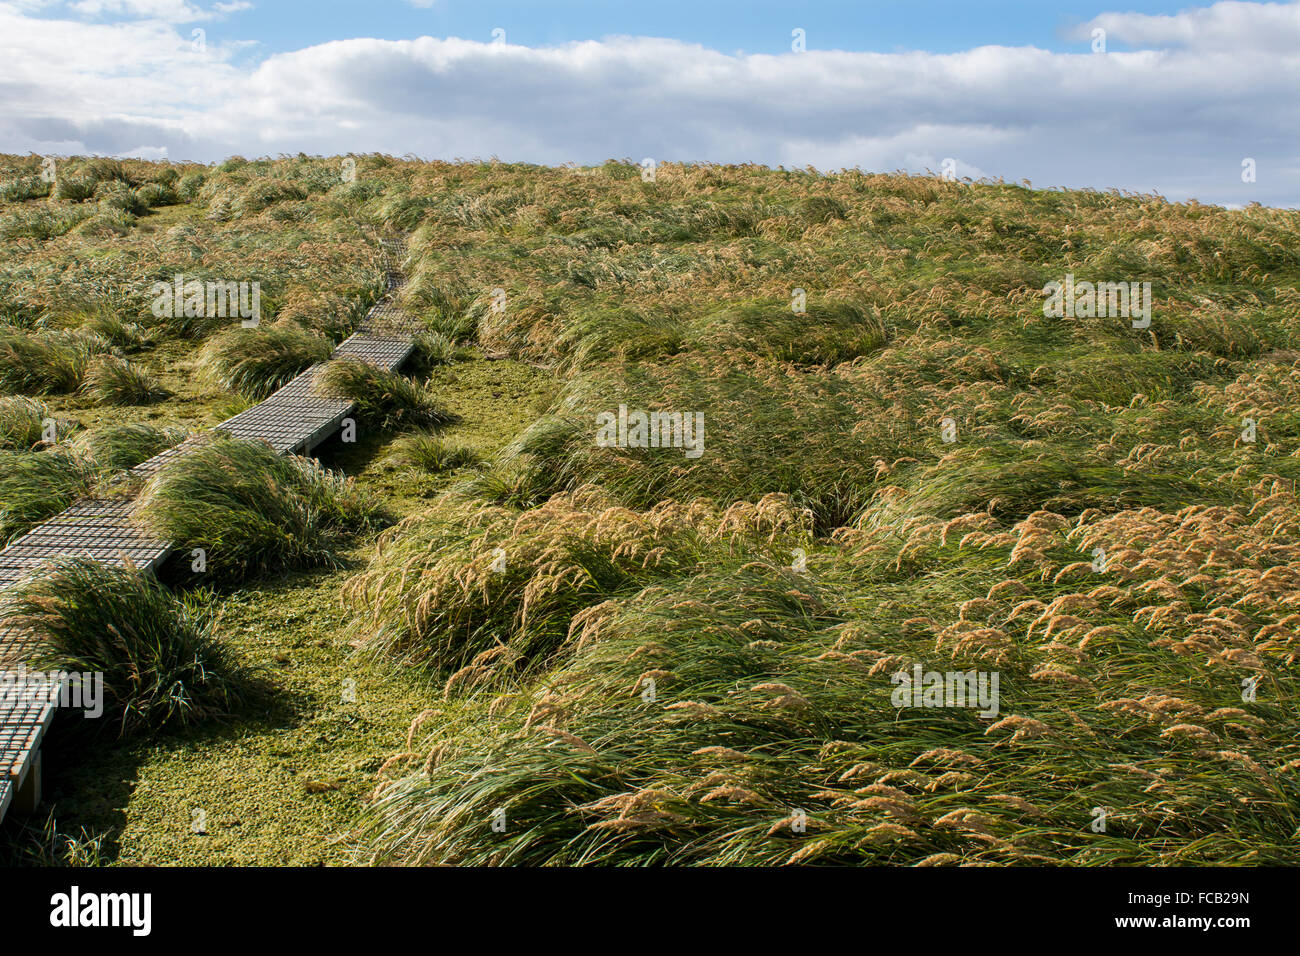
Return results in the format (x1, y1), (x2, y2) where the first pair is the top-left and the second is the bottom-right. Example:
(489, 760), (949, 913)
(1, 0), (1296, 206)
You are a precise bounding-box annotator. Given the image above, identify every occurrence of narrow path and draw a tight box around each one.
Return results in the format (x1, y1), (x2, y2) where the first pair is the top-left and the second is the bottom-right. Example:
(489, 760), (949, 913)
(0, 238), (417, 823)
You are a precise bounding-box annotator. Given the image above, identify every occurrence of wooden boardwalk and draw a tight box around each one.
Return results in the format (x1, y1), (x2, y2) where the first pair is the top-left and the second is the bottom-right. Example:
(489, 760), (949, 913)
(0, 238), (415, 822)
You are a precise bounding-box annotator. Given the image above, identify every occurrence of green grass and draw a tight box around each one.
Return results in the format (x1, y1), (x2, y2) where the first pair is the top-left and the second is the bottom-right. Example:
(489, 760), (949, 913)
(382, 431), (483, 472)
(19, 563), (441, 865)
(313, 356), (456, 430)
(0, 448), (94, 543)
(0, 560), (249, 737)
(3, 154), (1299, 868)
(133, 436), (388, 586)
(71, 422), (188, 471)
(0, 395), (48, 449)
(411, 331), (469, 369)
(0, 330), (107, 395)
(77, 308), (150, 350)
(200, 323), (334, 400)
(0, 350), (554, 866)
(83, 355), (169, 406)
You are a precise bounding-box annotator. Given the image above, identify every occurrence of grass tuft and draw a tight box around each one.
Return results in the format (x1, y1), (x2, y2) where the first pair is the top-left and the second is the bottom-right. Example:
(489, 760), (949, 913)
(313, 356), (456, 430)
(133, 436), (387, 585)
(83, 354), (169, 405)
(0, 559), (248, 736)
(199, 322), (333, 400)
(0, 395), (48, 450)
(72, 422), (189, 472)
(0, 330), (108, 394)
(383, 432), (484, 473)
(0, 449), (94, 543)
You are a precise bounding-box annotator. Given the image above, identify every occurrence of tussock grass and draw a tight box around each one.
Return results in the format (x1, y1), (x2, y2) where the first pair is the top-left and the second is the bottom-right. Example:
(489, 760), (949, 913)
(413, 331), (468, 368)
(75, 307), (149, 349)
(420, 307), (478, 344)
(0, 395), (48, 449)
(332, 160), (1300, 867)
(383, 432), (483, 473)
(0, 330), (108, 394)
(0, 206), (92, 240)
(698, 301), (888, 366)
(0, 559), (248, 736)
(0, 176), (50, 203)
(501, 355), (902, 530)
(94, 182), (147, 217)
(71, 208), (136, 238)
(362, 479), (1300, 865)
(133, 436), (387, 585)
(135, 182), (177, 207)
(232, 178), (307, 217)
(199, 322), (333, 400)
(83, 354), (169, 405)
(176, 171), (205, 201)
(313, 356), (455, 429)
(0, 449), (94, 543)
(457, 461), (547, 510)
(4, 154), (1300, 867)
(51, 175), (96, 202)
(344, 488), (810, 671)
(71, 422), (188, 472)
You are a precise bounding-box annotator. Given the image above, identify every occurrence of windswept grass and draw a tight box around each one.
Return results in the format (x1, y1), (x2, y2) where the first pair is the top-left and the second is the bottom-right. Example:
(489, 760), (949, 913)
(420, 307), (478, 344)
(495, 354), (901, 529)
(0, 395), (48, 449)
(361, 478), (1300, 866)
(313, 356), (455, 429)
(77, 307), (149, 350)
(133, 436), (387, 585)
(0, 449), (94, 543)
(382, 431), (483, 473)
(83, 354), (169, 405)
(344, 488), (810, 672)
(0, 175), (50, 203)
(4, 154), (1300, 868)
(135, 182), (178, 208)
(412, 331), (469, 368)
(71, 422), (188, 472)
(0, 559), (248, 736)
(0, 330), (108, 394)
(339, 160), (1300, 867)
(0, 206), (91, 240)
(199, 322), (334, 400)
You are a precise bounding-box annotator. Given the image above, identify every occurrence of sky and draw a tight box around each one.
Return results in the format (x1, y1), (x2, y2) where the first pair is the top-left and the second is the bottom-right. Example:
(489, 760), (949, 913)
(0, 0), (1296, 206)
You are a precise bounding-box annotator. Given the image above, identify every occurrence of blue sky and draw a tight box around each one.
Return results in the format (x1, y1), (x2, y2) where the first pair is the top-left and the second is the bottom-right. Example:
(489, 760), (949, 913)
(2, 0), (1297, 206)
(177, 0), (1199, 58)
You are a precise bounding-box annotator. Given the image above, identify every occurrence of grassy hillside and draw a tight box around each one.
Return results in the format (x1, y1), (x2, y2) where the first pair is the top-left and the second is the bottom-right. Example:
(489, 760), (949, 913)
(2, 153), (1298, 865)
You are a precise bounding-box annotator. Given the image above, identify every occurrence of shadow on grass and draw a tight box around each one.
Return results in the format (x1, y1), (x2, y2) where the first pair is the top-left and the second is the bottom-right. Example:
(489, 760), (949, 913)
(0, 597), (287, 866)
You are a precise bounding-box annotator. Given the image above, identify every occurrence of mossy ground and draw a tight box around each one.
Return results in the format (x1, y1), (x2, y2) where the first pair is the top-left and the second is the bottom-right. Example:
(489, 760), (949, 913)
(1, 354), (556, 865)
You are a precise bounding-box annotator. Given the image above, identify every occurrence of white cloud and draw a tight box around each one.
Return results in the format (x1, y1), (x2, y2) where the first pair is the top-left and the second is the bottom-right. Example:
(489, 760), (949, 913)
(1070, 0), (1300, 53)
(119, 143), (169, 158)
(0, 1), (1296, 207)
